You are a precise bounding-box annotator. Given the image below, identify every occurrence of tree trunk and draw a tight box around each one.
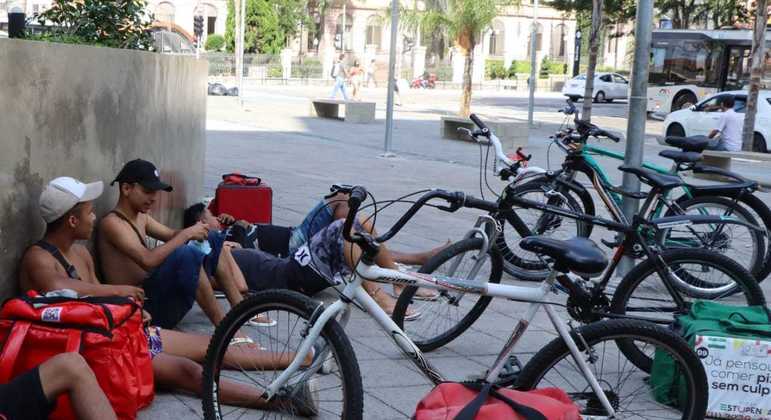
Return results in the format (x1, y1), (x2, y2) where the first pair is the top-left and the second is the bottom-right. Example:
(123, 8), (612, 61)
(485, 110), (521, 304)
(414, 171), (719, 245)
(460, 45), (474, 117)
(741, 0), (768, 151)
(581, 0), (603, 122)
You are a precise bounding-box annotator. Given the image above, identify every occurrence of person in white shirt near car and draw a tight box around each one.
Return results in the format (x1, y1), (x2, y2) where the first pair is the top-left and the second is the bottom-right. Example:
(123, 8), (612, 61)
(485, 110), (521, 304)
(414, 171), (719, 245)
(707, 96), (744, 152)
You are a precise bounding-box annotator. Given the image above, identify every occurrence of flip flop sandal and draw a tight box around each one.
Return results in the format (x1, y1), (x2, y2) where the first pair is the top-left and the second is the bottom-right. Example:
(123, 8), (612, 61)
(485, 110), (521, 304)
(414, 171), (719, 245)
(248, 315), (277, 327)
(229, 336), (267, 351)
(402, 310), (422, 322)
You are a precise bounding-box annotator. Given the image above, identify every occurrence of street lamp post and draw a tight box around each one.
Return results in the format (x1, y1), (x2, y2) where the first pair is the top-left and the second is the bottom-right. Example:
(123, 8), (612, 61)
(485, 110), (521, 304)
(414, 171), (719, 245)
(573, 30), (581, 77)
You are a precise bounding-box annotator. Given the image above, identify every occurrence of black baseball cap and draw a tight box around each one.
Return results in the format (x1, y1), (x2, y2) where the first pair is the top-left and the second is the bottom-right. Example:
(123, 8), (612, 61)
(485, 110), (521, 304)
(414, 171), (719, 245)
(110, 159), (173, 192)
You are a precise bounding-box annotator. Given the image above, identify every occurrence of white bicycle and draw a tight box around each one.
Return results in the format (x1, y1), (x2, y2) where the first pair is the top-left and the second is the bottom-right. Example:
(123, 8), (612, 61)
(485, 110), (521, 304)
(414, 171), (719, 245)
(202, 187), (707, 419)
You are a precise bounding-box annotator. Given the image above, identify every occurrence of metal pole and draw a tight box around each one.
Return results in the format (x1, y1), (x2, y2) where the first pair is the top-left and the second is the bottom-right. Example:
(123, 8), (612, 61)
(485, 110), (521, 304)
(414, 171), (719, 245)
(238, 0), (246, 107)
(342, 2), (347, 51)
(527, 0), (538, 128)
(618, 0), (654, 275)
(383, 0), (399, 157)
(572, 30), (581, 77)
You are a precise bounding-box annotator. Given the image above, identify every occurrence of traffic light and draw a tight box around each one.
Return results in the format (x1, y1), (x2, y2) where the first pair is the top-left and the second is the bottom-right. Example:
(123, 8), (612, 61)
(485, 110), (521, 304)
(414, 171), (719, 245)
(194, 15), (204, 38)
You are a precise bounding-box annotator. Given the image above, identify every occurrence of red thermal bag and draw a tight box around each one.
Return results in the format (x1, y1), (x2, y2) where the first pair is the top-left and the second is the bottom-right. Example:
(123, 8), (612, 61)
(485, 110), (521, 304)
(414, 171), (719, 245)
(210, 173), (273, 224)
(0, 292), (154, 420)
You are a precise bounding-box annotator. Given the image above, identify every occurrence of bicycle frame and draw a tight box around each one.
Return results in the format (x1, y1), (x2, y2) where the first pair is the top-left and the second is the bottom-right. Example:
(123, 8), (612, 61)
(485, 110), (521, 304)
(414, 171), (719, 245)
(262, 262), (618, 417)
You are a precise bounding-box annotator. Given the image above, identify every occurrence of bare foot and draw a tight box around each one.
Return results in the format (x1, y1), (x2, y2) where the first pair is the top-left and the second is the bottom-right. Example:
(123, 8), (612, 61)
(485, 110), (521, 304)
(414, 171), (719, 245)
(369, 287), (420, 320)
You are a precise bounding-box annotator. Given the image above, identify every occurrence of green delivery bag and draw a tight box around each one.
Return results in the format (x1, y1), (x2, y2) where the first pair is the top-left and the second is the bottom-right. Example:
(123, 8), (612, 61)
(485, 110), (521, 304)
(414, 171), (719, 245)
(650, 301), (771, 408)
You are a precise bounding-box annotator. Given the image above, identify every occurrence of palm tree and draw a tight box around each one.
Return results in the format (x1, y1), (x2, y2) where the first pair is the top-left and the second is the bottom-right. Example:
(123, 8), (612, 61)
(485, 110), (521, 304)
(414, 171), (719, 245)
(403, 0), (516, 116)
(581, 0), (603, 122)
(741, 0), (768, 151)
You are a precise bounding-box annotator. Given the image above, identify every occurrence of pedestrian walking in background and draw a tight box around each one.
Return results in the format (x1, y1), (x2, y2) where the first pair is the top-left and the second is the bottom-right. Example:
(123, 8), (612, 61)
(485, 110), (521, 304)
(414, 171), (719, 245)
(329, 54), (349, 101)
(364, 59), (377, 88)
(349, 60), (363, 101)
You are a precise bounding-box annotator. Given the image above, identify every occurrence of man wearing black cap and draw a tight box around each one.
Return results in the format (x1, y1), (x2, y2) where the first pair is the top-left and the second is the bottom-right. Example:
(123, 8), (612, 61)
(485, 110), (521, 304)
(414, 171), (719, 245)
(97, 159), (247, 329)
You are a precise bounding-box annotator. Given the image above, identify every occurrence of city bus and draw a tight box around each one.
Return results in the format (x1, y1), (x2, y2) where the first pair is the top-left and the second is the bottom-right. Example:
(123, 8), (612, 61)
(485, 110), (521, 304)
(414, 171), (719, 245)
(647, 28), (771, 116)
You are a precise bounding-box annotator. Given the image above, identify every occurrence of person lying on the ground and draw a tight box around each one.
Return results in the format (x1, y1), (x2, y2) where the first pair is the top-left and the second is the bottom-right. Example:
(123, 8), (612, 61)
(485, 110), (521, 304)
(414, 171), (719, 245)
(188, 191), (445, 295)
(0, 353), (117, 420)
(96, 159), (247, 329)
(185, 197), (445, 313)
(187, 202), (435, 319)
(19, 177), (318, 415)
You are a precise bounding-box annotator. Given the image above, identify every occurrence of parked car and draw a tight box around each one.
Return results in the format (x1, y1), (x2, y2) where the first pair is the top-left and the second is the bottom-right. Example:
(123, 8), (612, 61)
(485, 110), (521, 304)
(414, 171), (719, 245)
(208, 82), (239, 96)
(562, 72), (629, 103)
(663, 90), (771, 152)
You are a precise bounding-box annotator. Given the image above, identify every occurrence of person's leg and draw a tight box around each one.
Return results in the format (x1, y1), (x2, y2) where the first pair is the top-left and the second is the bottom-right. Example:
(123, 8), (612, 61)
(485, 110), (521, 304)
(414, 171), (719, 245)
(153, 353), (267, 409)
(329, 79), (340, 98)
(195, 266), (226, 326)
(160, 328), (310, 369)
(340, 79), (349, 101)
(330, 200), (446, 267)
(39, 353), (117, 420)
(212, 245), (247, 306)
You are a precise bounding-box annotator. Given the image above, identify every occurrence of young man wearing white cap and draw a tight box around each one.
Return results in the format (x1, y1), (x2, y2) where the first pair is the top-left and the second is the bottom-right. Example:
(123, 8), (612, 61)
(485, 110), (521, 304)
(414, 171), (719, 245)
(96, 159), (248, 329)
(19, 177), (144, 300)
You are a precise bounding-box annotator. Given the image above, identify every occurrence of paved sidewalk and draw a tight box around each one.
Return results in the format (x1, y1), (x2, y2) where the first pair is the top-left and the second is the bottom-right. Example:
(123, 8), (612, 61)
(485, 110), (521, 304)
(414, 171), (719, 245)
(141, 91), (771, 419)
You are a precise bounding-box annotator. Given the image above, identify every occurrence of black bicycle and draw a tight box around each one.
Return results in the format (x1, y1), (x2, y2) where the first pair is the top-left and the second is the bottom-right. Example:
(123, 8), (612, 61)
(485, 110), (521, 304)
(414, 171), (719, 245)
(393, 115), (766, 372)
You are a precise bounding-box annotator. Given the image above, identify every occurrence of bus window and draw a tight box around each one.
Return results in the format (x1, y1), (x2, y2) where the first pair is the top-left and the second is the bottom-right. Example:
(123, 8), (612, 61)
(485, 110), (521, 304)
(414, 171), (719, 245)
(649, 39), (723, 87)
(726, 48), (751, 90)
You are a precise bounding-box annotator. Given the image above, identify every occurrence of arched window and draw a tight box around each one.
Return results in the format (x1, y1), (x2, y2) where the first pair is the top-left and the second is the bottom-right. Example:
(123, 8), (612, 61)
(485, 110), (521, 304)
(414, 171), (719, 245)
(365, 15), (382, 49)
(551, 24), (567, 59)
(335, 13), (353, 51)
(527, 22), (543, 55)
(154, 2), (175, 24)
(203, 3), (217, 35)
(488, 20), (505, 57)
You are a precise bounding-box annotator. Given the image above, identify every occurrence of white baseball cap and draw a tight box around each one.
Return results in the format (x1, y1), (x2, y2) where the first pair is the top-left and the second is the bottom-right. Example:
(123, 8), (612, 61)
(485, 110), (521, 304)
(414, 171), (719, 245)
(39, 177), (104, 223)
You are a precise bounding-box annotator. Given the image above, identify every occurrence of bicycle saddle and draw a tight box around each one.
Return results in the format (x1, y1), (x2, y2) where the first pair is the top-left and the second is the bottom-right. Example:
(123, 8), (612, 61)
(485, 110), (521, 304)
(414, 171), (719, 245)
(658, 150), (702, 164)
(618, 165), (684, 190)
(519, 237), (608, 277)
(664, 135), (714, 152)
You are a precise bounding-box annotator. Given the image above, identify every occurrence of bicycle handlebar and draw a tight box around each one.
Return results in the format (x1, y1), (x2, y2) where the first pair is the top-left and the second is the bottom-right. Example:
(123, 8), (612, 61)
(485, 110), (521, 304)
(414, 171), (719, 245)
(467, 113), (515, 169)
(340, 187), (499, 253)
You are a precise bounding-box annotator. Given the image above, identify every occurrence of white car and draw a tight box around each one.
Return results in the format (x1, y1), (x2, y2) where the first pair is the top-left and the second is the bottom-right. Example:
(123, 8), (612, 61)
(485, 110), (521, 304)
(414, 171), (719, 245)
(562, 72), (629, 103)
(663, 90), (771, 152)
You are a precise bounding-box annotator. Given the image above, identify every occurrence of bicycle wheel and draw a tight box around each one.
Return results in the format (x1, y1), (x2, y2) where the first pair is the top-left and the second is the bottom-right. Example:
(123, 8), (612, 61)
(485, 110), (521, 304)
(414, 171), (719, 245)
(392, 237), (503, 352)
(202, 290), (363, 420)
(515, 319), (707, 419)
(659, 195), (765, 280)
(610, 248), (765, 372)
(495, 179), (590, 281)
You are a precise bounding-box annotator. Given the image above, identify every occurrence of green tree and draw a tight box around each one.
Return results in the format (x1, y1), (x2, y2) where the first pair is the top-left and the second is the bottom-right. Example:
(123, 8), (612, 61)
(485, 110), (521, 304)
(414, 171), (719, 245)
(225, 0), (308, 54)
(403, 0), (516, 117)
(33, 0), (154, 50)
(741, 0), (768, 151)
(696, 0), (750, 28)
(205, 34), (226, 51)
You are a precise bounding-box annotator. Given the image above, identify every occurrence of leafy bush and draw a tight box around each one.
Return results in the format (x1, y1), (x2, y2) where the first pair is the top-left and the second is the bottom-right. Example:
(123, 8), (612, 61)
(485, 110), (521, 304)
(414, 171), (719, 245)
(291, 58), (322, 78)
(508, 60), (531, 78)
(485, 59), (508, 80)
(540, 57), (567, 78)
(205, 34), (226, 51)
(434, 65), (453, 81)
(32, 0), (153, 50)
(267, 63), (283, 78)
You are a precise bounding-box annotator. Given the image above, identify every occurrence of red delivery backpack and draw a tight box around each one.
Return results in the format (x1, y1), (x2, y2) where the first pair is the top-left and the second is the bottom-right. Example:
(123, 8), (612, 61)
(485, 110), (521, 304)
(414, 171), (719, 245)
(0, 292), (154, 420)
(209, 173), (273, 224)
(413, 381), (581, 420)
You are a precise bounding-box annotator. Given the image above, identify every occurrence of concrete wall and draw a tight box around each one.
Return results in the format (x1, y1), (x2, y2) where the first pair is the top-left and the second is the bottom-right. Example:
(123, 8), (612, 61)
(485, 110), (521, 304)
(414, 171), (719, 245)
(0, 38), (207, 299)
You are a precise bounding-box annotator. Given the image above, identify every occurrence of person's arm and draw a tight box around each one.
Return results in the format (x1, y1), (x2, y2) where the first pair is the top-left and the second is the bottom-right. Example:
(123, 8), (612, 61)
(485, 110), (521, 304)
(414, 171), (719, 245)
(710, 112), (728, 139)
(145, 214), (177, 242)
(20, 249), (144, 301)
(100, 216), (207, 271)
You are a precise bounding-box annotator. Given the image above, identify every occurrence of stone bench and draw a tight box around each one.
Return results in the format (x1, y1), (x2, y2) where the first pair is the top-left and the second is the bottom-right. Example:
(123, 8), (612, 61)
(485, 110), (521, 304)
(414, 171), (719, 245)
(310, 99), (376, 123)
(440, 115), (529, 148)
(694, 150), (771, 189)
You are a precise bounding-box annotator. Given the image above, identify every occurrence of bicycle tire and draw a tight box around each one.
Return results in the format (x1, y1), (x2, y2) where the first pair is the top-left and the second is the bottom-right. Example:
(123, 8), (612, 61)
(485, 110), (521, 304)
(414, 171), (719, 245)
(514, 319), (707, 419)
(392, 237), (503, 352)
(661, 195), (765, 281)
(495, 179), (590, 281)
(202, 290), (363, 420)
(610, 248), (765, 372)
(680, 191), (771, 281)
